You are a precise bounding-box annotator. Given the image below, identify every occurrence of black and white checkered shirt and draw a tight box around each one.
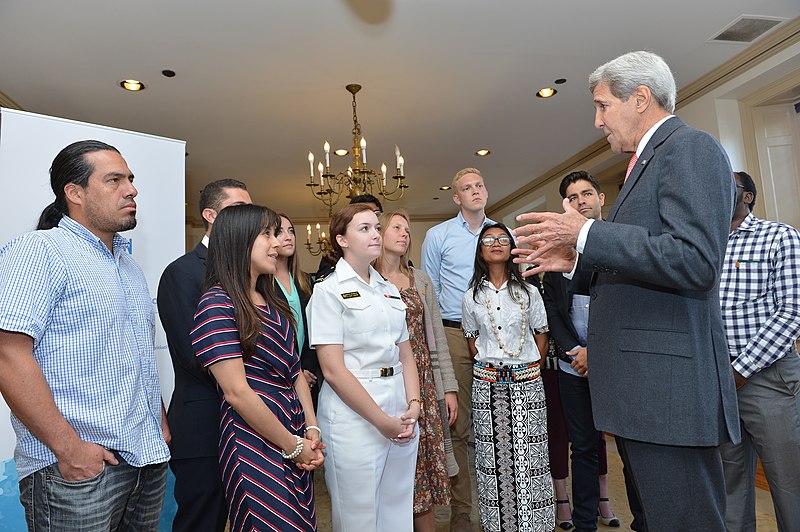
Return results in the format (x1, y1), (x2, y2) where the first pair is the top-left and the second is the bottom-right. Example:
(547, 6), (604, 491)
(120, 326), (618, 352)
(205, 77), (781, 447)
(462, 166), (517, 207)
(720, 213), (800, 379)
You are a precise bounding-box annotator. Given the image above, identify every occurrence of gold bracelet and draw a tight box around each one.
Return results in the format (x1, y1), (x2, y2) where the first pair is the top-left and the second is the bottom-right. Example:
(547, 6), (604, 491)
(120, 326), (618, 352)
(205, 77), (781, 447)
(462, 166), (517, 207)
(408, 398), (422, 411)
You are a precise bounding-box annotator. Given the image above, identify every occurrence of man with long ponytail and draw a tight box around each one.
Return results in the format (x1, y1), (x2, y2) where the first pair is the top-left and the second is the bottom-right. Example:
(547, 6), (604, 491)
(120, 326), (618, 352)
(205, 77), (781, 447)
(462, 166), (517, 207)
(0, 140), (171, 531)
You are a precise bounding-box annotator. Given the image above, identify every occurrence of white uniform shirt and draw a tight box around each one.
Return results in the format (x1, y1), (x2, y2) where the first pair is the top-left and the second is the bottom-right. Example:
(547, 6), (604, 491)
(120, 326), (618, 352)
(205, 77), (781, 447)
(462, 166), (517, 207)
(462, 280), (549, 366)
(307, 257), (409, 370)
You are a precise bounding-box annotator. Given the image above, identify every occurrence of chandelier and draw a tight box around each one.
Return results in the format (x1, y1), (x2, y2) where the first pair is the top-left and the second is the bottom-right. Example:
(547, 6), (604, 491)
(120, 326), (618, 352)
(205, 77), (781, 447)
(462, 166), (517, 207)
(306, 84), (407, 215)
(304, 222), (334, 256)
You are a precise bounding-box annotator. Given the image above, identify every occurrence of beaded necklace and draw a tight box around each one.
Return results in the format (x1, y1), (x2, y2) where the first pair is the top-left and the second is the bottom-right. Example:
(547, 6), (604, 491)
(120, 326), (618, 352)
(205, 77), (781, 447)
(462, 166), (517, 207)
(482, 281), (527, 358)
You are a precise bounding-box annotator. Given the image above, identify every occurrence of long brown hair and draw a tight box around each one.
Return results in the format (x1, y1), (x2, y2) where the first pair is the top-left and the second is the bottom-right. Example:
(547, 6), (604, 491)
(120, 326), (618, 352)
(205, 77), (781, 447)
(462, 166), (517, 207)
(204, 204), (295, 358)
(277, 213), (312, 296)
(468, 223), (530, 306)
(373, 210), (412, 277)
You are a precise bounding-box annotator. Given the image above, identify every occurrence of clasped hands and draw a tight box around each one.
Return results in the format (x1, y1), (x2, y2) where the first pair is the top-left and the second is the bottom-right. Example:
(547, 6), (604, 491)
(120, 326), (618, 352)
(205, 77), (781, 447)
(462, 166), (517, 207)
(511, 198), (587, 275)
(381, 402), (420, 444)
(292, 431), (325, 471)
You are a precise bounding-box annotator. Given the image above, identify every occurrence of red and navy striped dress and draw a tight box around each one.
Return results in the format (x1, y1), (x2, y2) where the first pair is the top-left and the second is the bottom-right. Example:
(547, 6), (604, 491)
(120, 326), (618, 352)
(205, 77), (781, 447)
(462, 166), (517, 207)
(191, 286), (316, 531)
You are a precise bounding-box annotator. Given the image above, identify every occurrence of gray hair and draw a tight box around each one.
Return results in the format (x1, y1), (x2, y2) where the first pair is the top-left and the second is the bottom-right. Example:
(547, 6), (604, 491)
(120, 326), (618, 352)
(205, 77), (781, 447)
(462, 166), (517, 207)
(589, 51), (676, 114)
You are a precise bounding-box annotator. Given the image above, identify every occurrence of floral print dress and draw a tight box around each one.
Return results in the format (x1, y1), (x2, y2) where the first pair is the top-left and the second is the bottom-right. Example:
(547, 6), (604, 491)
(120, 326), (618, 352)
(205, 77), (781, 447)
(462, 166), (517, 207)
(400, 282), (451, 513)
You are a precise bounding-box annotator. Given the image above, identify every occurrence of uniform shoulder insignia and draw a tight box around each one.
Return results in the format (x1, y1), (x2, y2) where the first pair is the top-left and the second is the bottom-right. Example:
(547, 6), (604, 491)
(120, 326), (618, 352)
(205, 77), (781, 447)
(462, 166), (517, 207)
(314, 267), (333, 284)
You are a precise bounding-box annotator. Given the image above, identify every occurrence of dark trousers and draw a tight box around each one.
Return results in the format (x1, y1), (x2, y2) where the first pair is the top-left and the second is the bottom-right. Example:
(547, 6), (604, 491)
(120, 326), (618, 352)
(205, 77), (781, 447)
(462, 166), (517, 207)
(616, 437), (727, 531)
(558, 370), (600, 531)
(614, 436), (648, 531)
(169, 457), (228, 532)
(542, 367), (569, 479)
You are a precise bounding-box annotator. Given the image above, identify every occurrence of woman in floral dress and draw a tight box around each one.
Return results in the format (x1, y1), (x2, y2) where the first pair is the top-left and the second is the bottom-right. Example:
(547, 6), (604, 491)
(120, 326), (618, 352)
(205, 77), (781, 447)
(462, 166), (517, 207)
(374, 211), (459, 532)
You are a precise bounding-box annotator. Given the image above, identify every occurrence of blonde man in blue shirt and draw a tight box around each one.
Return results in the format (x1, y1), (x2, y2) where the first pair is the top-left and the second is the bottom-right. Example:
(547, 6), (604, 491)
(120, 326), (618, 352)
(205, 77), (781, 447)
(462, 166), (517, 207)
(421, 167), (493, 531)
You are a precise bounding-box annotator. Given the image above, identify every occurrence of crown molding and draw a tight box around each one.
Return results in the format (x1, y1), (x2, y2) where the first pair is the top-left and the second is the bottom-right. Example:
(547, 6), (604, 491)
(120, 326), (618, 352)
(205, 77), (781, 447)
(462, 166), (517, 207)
(0, 90), (23, 110)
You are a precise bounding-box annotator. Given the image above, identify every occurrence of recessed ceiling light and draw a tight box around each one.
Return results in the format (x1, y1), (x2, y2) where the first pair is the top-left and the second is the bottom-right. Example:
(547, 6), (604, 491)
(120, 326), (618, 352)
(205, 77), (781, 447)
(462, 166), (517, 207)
(433, 197), (440, 200)
(334, 149), (349, 156)
(119, 79), (146, 92)
(536, 87), (557, 98)
(439, 186), (451, 190)
(554, 78), (567, 85)
(162, 69), (176, 78)
(475, 149), (491, 157)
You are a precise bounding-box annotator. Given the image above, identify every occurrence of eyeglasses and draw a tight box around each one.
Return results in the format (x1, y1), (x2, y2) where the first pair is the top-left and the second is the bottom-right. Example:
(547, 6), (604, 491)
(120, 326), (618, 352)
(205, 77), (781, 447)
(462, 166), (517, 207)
(374, 210), (383, 216)
(735, 184), (745, 189)
(480, 236), (511, 247)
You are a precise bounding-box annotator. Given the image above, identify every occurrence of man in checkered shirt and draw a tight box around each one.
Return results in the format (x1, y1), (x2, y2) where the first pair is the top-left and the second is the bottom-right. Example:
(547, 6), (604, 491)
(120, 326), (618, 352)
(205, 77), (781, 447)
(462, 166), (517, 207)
(719, 170), (800, 532)
(0, 140), (171, 531)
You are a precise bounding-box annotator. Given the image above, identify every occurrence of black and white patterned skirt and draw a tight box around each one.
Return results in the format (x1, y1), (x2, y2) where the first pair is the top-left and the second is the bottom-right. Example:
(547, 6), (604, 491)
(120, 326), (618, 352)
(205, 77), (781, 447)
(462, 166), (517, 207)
(472, 362), (555, 532)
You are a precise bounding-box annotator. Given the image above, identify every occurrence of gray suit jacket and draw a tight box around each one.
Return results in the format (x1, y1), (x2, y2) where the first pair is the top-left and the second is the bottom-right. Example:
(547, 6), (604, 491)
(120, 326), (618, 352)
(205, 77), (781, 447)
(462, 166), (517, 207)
(581, 116), (740, 447)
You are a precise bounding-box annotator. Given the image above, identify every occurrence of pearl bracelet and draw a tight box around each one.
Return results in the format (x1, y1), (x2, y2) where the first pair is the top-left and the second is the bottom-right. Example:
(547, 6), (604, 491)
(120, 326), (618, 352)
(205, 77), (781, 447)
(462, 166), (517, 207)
(304, 425), (321, 435)
(281, 435), (303, 460)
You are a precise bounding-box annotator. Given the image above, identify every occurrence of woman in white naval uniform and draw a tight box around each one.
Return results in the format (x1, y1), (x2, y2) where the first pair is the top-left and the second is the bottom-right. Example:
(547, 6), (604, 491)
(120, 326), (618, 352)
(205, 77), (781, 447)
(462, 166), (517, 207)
(307, 203), (421, 531)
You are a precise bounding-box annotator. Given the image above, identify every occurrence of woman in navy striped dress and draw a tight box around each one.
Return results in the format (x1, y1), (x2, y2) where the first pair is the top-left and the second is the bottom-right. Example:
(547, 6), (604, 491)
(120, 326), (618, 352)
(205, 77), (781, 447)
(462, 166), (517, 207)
(191, 204), (324, 531)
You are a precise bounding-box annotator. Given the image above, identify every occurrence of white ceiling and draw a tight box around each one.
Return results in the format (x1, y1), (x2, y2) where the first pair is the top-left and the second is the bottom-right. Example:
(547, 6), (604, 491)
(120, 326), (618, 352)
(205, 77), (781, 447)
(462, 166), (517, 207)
(1, 1), (798, 223)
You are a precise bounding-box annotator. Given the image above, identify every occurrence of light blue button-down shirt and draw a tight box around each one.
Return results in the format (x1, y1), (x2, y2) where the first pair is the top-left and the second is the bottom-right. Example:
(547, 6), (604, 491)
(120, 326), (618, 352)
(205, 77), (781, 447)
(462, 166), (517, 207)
(421, 211), (494, 321)
(0, 216), (169, 479)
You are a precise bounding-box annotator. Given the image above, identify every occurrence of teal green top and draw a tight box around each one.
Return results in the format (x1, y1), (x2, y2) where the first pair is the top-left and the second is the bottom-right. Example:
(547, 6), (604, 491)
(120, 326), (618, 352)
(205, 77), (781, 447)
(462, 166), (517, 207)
(277, 274), (305, 351)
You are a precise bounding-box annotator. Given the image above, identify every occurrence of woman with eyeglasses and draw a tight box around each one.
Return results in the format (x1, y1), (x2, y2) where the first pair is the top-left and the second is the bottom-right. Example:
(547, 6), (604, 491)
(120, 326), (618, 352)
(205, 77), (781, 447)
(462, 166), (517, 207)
(373, 211), (458, 532)
(306, 203), (420, 531)
(461, 223), (554, 532)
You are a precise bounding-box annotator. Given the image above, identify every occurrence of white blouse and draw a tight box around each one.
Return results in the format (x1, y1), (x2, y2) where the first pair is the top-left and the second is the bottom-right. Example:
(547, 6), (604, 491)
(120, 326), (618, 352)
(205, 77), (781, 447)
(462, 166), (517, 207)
(461, 279), (548, 366)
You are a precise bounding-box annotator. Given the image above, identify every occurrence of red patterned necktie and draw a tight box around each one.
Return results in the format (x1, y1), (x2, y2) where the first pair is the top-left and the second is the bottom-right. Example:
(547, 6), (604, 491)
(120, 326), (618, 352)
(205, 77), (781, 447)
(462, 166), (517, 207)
(624, 153), (639, 182)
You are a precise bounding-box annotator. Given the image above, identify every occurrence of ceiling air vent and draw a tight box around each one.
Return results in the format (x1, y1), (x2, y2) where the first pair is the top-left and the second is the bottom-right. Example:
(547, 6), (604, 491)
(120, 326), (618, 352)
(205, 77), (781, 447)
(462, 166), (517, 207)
(711, 16), (784, 44)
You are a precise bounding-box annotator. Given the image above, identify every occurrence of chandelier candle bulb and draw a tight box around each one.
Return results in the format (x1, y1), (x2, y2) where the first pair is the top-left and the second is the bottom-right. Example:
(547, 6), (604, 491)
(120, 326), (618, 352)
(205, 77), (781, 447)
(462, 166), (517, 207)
(324, 141), (330, 168)
(318, 162), (325, 188)
(360, 137), (367, 164)
(316, 223), (321, 240)
(308, 152), (315, 178)
(306, 225), (312, 244)
(398, 155), (405, 176)
(381, 163), (387, 186)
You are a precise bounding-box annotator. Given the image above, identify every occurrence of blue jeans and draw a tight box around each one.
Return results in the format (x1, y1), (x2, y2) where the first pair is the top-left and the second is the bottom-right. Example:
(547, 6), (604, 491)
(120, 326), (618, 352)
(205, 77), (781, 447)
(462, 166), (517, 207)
(19, 457), (168, 532)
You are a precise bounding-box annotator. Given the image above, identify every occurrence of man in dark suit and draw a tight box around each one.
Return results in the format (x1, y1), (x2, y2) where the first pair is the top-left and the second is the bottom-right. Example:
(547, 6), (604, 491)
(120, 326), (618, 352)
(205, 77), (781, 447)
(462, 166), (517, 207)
(157, 179), (251, 532)
(514, 51), (740, 530)
(544, 171), (618, 532)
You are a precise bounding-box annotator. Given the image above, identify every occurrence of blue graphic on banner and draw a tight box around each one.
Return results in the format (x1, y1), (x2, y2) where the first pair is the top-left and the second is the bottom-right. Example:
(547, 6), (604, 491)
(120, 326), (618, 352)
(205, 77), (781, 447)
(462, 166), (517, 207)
(0, 459), (178, 531)
(0, 459), (24, 531)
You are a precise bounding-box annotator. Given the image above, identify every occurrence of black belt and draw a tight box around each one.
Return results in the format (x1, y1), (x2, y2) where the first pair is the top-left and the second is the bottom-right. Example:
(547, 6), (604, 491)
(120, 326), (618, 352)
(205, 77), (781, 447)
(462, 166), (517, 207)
(442, 319), (461, 329)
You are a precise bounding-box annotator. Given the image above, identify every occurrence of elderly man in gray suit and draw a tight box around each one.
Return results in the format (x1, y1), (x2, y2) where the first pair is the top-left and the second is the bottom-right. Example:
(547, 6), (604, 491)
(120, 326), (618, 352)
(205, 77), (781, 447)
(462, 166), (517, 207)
(512, 51), (740, 531)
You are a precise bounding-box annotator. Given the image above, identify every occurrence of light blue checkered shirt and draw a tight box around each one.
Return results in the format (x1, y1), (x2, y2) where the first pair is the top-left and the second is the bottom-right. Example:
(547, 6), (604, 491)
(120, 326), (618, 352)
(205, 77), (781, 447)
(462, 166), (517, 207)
(0, 216), (170, 479)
